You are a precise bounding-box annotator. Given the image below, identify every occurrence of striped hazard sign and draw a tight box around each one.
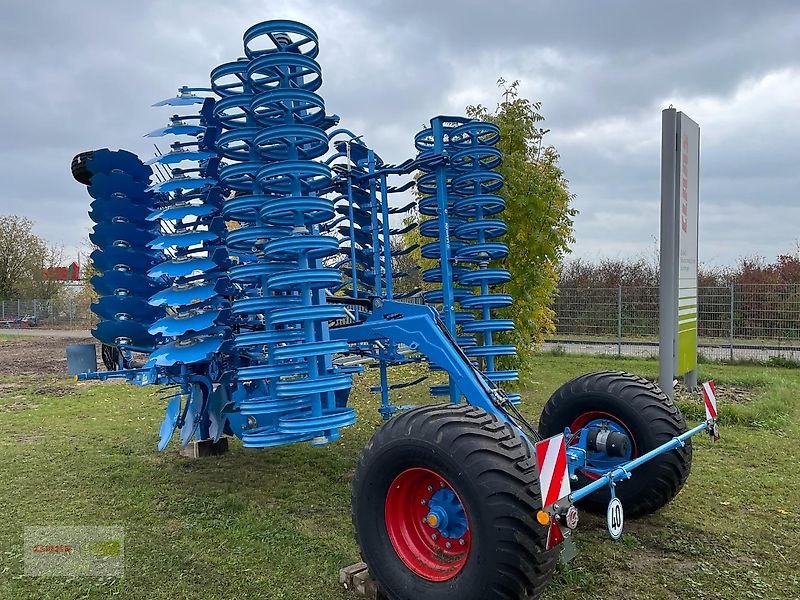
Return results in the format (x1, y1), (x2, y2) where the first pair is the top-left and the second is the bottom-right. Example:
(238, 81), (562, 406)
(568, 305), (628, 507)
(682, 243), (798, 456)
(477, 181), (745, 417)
(701, 380), (718, 421)
(535, 433), (571, 509)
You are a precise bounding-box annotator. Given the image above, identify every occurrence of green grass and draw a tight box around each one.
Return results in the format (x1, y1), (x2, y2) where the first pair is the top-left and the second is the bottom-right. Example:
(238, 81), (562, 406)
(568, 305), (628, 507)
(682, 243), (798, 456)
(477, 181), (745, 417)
(0, 333), (35, 341)
(1, 356), (799, 599)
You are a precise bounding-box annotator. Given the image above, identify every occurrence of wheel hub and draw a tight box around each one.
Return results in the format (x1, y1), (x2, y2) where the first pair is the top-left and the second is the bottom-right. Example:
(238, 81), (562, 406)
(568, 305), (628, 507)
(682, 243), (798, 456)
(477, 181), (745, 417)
(385, 467), (471, 581)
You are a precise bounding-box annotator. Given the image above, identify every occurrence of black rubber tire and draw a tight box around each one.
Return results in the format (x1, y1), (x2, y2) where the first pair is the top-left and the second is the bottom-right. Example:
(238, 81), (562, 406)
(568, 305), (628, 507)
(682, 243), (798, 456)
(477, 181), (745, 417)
(71, 151), (94, 185)
(538, 371), (692, 518)
(101, 344), (119, 371)
(352, 403), (558, 600)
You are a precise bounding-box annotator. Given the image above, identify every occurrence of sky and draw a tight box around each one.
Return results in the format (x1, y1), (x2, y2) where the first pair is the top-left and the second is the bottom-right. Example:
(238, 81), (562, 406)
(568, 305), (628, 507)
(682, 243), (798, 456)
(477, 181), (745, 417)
(1, 0), (798, 268)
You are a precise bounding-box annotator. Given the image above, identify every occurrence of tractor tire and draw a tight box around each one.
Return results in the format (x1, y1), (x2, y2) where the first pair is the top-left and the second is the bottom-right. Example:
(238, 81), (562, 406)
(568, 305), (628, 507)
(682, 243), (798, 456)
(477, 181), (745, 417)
(352, 403), (558, 600)
(538, 371), (692, 518)
(71, 151), (94, 185)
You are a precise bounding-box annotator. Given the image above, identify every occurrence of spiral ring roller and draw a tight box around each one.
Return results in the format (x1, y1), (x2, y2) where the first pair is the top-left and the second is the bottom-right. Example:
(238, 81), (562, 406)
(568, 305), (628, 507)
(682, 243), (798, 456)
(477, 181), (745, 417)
(215, 21), (354, 447)
(449, 122), (519, 400)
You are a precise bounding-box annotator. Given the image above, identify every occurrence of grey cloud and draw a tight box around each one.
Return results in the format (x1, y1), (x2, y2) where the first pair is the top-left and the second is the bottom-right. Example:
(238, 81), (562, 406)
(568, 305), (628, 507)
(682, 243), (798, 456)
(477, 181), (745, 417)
(0, 0), (798, 266)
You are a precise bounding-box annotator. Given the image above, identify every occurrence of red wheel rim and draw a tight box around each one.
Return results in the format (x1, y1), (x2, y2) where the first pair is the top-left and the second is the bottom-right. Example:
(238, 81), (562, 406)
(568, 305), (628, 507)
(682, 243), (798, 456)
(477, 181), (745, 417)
(570, 410), (638, 480)
(384, 467), (471, 582)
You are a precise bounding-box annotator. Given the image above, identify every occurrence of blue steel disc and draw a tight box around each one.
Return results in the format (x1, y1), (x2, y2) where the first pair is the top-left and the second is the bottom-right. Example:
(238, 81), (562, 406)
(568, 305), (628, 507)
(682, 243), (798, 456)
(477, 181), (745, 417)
(86, 149), (152, 182)
(144, 150), (216, 165)
(147, 334), (226, 366)
(144, 124), (205, 138)
(92, 295), (163, 322)
(148, 280), (220, 308)
(89, 197), (150, 225)
(88, 173), (154, 204)
(152, 95), (205, 107)
(158, 396), (182, 451)
(89, 246), (163, 273)
(180, 384), (207, 448)
(148, 308), (229, 337)
(91, 271), (164, 297)
(207, 385), (231, 443)
(93, 320), (156, 350)
(147, 177), (216, 193)
(148, 230), (219, 250)
(147, 202), (217, 222)
(147, 252), (228, 280)
(90, 221), (156, 248)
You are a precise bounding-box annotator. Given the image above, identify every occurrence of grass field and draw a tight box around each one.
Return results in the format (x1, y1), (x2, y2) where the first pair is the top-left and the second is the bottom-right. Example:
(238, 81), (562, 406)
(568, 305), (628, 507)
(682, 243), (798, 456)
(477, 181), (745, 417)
(1, 354), (799, 599)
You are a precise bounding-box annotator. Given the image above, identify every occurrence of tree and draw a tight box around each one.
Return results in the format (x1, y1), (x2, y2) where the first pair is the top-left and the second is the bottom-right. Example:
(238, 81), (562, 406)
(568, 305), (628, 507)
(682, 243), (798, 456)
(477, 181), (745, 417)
(0, 214), (63, 300)
(465, 80), (577, 353)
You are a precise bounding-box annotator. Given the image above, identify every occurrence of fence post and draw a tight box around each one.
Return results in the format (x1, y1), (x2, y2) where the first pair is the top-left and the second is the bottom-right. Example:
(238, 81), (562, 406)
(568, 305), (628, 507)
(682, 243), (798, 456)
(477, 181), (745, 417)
(729, 281), (735, 362)
(17, 298), (20, 318)
(617, 285), (623, 357)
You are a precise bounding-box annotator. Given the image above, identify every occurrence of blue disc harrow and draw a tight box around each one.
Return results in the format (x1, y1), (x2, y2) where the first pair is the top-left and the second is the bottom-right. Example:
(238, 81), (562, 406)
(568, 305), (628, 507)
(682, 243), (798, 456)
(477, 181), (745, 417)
(74, 20), (515, 449)
(71, 19), (717, 600)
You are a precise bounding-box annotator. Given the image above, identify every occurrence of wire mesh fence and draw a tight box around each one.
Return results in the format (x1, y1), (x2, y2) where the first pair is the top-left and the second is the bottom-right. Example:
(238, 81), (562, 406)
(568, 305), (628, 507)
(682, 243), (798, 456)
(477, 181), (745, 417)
(0, 296), (93, 330)
(549, 283), (800, 363)
(4, 285), (800, 364)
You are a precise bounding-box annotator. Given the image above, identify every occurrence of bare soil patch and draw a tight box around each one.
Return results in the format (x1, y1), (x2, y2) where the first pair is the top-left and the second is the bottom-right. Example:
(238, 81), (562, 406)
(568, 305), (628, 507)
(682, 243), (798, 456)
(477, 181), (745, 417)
(0, 336), (98, 377)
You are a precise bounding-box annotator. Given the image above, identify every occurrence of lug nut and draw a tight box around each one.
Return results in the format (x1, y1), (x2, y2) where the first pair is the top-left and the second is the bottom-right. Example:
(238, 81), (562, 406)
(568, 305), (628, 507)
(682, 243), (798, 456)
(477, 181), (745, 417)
(459, 539), (466, 546)
(420, 499), (427, 505)
(432, 534), (438, 540)
(445, 542), (452, 549)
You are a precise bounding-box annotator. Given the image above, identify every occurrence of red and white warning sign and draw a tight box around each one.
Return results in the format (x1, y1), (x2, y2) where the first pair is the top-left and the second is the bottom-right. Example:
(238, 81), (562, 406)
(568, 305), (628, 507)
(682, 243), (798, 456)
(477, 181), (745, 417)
(535, 433), (571, 509)
(701, 380), (718, 421)
(701, 380), (721, 441)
